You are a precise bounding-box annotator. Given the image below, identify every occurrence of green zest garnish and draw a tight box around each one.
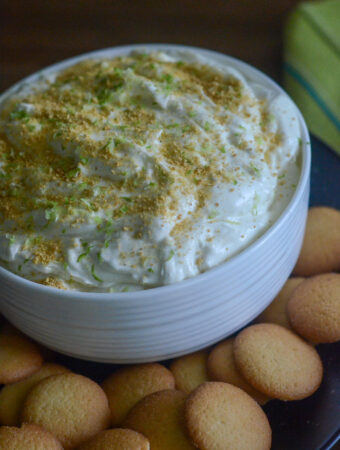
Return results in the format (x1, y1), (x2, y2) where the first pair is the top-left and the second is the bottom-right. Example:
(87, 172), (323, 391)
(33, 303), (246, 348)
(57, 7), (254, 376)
(252, 192), (259, 216)
(102, 138), (115, 155)
(79, 156), (89, 165)
(208, 210), (218, 219)
(161, 73), (174, 92)
(166, 249), (175, 261)
(81, 198), (96, 211)
(91, 264), (103, 282)
(94, 216), (103, 225)
(249, 163), (260, 176)
(45, 203), (61, 222)
(166, 123), (179, 129)
(225, 219), (241, 225)
(77, 243), (92, 262)
(219, 146), (226, 154)
(10, 109), (29, 121)
(147, 267), (154, 273)
(66, 167), (80, 178)
(255, 136), (264, 146)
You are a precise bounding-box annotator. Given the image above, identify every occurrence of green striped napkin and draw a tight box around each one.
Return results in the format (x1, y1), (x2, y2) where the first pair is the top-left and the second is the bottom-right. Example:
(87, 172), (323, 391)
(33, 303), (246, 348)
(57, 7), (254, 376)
(284, 0), (340, 154)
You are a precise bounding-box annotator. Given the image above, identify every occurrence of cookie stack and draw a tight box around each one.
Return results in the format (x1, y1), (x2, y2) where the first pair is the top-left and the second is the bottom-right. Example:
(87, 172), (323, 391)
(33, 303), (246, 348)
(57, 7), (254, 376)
(0, 206), (339, 449)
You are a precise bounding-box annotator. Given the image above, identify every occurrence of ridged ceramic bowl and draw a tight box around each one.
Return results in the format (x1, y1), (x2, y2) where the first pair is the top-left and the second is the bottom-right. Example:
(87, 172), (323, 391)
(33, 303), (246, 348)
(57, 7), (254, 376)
(0, 44), (311, 363)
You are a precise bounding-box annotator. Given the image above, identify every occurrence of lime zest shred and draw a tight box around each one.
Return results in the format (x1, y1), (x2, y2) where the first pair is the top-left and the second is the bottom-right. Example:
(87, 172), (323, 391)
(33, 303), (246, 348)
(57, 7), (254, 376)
(166, 249), (175, 261)
(91, 264), (103, 282)
(208, 210), (218, 220)
(77, 243), (92, 262)
(10, 109), (29, 121)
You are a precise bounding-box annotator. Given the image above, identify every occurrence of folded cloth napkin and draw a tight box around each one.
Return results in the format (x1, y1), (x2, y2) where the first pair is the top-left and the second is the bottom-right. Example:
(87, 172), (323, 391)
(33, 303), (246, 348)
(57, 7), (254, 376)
(284, 0), (340, 154)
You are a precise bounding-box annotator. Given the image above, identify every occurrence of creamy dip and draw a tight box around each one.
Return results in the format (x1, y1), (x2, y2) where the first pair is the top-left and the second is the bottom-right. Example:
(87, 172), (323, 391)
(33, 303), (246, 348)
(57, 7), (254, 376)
(0, 50), (301, 291)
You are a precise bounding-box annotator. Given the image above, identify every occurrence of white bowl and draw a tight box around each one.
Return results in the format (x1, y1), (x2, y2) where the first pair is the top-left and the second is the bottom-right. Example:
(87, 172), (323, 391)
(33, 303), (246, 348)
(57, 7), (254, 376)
(0, 44), (311, 363)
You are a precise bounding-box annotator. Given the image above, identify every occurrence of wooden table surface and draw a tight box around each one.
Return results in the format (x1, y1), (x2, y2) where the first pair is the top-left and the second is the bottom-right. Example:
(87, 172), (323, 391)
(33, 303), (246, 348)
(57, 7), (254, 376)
(1, 0), (301, 92)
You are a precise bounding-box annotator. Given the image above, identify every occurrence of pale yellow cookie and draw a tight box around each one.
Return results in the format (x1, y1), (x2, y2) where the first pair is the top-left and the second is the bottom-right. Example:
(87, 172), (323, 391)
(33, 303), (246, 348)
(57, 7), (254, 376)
(234, 323), (323, 400)
(0, 363), (70, 426)
(185, 382), (271, 450)
(102, 363), (175, 426)
(0, 334), (43, 384)
(0, 322), (56, 361)
(170, 350), (209, 394)
(77, 428), (150, 450)
(256, 278), (304, 329)
(0, 423), (62, 449)
(22, 373), (110, 449)
(288, 273), (340, 343)
(124, 389), (195, 450)
(293, 207), (340, 276)
(207, 339), (270, 404)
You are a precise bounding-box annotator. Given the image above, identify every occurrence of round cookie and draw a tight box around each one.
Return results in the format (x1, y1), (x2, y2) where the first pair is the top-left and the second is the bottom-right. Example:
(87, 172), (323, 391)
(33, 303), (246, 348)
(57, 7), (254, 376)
(0, 322), (56, 361)
(288, 273), (340, 344)
(0, 363), (70, 426)
(207, 339), (269, 405)
(102, 363), (175, 426)
(293, 206), (340, 276)
(255, 278), (304, 329)
(77, 428), (150, 450)
(124, 389), (195, 450)
(170, 350), (209, 394)
(0, 423), (62, 449)
(21, 373), (110, 449)
(234, 323), (323, 400)
(0, 334), (43, 384)
(185, 382), (271, 450)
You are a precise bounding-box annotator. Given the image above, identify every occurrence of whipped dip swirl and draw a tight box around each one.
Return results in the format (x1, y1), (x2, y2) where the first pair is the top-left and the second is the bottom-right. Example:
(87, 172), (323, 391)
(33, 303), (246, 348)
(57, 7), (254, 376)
(0, 50), (301, 291)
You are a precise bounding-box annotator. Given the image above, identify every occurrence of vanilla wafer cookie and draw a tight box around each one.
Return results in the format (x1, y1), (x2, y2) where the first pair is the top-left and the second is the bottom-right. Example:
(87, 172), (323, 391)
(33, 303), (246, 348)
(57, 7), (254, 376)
(185, 382), (271, 450)
(170, 350), (209, 394)
(234, 323), (323, 400)
(22, 373), (110, 449)
(124, 389), (195, 450)
(0, 423), (62, 449)
(0, 363), (70, 426)
(207, 338), (269, 404)
(0, 334), (43, 384)
(77, 428), (150, 450)
(102, 363), (175, 426)
(293, 207), (340, 276)
(288, 273), (340, 343)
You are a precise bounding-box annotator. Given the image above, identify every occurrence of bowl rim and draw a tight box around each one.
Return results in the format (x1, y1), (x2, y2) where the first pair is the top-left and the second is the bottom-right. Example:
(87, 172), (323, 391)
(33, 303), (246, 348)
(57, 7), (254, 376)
(0, 43), (311, 302)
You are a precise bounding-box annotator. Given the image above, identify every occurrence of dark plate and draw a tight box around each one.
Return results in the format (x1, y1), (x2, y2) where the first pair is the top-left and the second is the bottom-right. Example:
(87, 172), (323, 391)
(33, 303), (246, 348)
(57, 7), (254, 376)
(8, 136), (340, 449)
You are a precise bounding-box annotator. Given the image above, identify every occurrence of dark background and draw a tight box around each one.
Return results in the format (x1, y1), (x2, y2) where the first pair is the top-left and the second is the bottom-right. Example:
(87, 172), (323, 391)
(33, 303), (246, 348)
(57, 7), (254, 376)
(1, 1), (339, 449)
(1, 0), (302, 92)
